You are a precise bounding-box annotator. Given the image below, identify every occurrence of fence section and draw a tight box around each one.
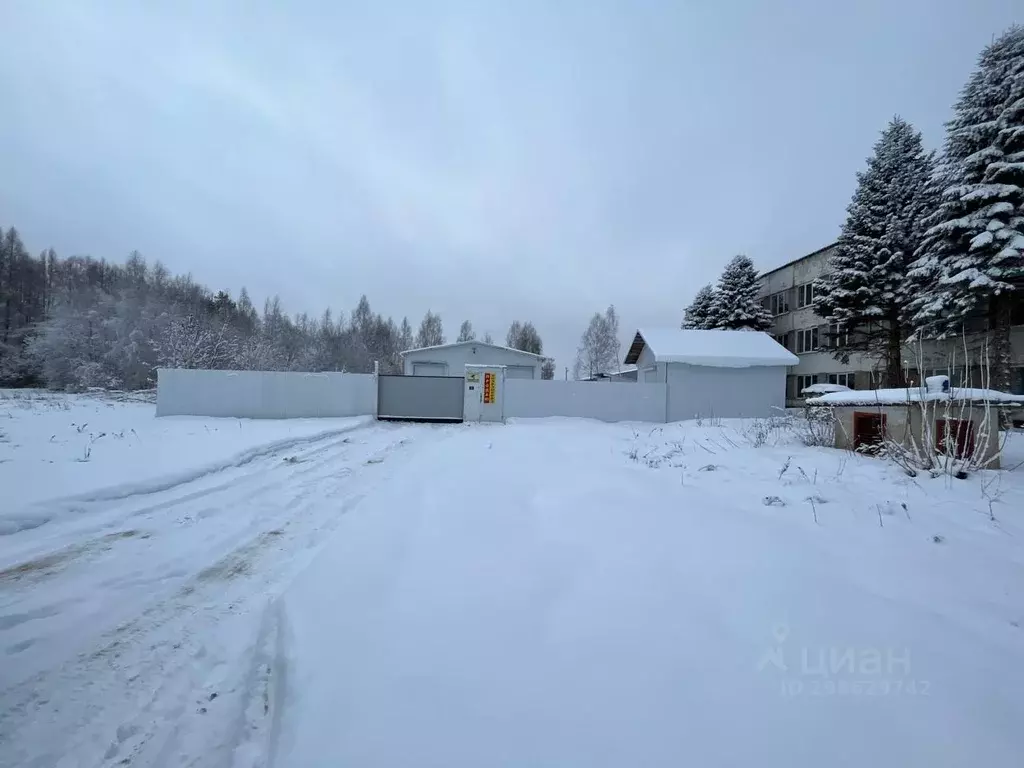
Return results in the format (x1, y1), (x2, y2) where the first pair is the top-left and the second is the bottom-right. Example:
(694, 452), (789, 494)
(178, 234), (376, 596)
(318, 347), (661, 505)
(504, 379), (667, 423)
(156, 369), (377, 419)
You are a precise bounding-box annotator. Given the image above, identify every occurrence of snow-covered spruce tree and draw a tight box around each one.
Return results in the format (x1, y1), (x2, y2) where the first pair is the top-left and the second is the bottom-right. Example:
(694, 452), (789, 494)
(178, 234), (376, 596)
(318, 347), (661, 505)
(711, 255), (773, 331)
(813, 117), (936, 386)
(681, 284), (717, 329)
(907, 27), (1024, 391)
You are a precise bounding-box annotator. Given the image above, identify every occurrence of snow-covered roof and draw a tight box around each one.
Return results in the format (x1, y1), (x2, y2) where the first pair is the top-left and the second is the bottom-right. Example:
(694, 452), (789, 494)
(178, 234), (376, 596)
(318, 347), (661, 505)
(801, 383), (851, 395)
(400, 341), (547, 360)
(807, 387), (1024, 406)
(624, 329), (799, 368)
(758, 241), (840, 278)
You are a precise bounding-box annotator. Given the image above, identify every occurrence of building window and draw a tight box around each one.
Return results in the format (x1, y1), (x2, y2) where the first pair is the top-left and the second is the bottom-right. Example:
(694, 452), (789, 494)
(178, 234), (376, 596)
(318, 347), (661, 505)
(826, 322), (848, 349)
(768, 291), (790, 316)
(795, 327), (819, 353)
(796, 283), (815, 308)
(796, 374), (817, 395)
(827, 372), (855, 388)
(773, 333), (790, 350)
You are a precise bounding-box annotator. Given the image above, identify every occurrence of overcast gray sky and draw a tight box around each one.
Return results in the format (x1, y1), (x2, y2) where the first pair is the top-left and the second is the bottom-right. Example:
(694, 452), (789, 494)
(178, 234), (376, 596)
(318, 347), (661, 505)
(0, 1), (1019, 372)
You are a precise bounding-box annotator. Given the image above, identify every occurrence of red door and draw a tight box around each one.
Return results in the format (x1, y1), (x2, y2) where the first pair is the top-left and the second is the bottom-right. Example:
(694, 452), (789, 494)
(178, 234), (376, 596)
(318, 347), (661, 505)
(936, 419), (976, 460)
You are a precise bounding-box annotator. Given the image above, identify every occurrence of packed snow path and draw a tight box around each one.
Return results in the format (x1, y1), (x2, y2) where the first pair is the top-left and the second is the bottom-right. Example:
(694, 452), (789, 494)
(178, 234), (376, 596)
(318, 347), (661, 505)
(0, 420), (454, 767)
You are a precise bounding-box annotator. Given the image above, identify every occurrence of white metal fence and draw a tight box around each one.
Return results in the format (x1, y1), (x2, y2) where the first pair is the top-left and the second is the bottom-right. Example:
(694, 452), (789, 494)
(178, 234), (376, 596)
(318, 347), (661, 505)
(504, 379), (667, 423)
(156, 369), (377, 419)
(157, 369), (678, 424)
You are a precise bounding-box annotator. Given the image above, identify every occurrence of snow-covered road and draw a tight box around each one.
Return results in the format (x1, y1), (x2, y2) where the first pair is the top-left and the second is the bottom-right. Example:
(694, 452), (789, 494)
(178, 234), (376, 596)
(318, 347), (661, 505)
(3, 410), (1023, 768)
(1, 419), (457, 767)
(273, 419), (1024, 768)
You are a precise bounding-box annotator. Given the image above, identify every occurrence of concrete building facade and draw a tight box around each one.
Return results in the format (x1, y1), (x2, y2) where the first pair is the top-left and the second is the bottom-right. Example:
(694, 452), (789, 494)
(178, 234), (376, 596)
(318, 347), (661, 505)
(757, 244), (1024, 404)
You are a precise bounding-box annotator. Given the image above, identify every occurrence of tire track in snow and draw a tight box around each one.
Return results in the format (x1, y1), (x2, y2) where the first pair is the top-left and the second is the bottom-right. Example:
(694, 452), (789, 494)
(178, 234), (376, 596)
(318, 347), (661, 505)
(0, 423), (374, 566)
(0, 423), (459, 768)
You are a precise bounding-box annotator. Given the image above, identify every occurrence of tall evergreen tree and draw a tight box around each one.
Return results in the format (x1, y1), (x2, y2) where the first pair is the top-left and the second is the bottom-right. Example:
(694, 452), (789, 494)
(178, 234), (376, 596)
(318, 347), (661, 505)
(711, 255), (773, 331)
(540, 359), (555, 379)
(908, 27), (1024, 390)
(813, 117), (936, 386)
(682, 284), (717, 329)
(456, 320), (475, 342)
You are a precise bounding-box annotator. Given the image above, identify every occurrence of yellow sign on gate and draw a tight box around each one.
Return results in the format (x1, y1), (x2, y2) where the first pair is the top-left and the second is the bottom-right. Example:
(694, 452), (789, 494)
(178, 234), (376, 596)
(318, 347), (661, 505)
(483, 372), (495, 404)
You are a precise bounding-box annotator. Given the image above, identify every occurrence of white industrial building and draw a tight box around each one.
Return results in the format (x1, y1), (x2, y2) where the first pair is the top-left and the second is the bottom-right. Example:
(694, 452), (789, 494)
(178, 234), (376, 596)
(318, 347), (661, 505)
(624, 328), (798, 419)
(401, 341), (547, 379)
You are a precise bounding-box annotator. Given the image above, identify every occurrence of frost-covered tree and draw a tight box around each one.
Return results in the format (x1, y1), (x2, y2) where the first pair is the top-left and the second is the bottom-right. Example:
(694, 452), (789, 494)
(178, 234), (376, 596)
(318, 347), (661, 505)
(541, 358), (555, 379)
(156, 314), (236, 370)
(0, 219), (499, 387)
(682, 284), (717, 329)
(710, 255), (773, 331)
(506, 320), (543, 355)
(482, 331), (494, 344)
(813, 117), (936, 386)
(397, 317), (414, 351)
(415, 310), (444, 348)
(908, 27), (1024, 390)
(457, 320), (476, 342)
(573, 305), (621, 379)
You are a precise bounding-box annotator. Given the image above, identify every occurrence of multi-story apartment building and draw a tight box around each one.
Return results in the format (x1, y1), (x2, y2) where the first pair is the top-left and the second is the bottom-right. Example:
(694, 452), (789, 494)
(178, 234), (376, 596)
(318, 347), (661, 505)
(757, 243), (1024, 403)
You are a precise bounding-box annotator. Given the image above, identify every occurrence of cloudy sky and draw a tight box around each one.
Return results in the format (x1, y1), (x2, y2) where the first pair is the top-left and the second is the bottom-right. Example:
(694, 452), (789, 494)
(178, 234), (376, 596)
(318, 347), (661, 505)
(0, 1), (1018, 371)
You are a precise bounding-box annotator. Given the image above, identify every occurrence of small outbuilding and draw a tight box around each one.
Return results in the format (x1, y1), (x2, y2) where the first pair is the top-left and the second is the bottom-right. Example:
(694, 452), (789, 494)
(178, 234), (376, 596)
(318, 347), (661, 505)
(623, 328), (798, 419)
(401, 340), (547, 379)
(806, 376), (1024, 469)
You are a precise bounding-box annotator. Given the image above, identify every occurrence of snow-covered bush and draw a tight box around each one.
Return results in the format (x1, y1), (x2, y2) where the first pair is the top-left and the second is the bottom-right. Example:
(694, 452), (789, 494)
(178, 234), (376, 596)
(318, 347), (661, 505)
(782, 406), (836, 447)
(743, 416), (788, 448)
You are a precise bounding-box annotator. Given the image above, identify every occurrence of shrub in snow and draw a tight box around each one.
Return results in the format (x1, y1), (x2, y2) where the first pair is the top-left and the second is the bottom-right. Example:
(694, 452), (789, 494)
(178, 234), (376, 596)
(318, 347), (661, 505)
(779, 406), (837, 448)
(743, 416), (787, 448)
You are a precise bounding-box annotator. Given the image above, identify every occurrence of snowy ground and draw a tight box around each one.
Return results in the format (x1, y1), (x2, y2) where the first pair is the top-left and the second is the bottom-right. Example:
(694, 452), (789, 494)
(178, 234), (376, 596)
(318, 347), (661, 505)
(0, 389), (372, 518)
(2, 401), (1023, 767)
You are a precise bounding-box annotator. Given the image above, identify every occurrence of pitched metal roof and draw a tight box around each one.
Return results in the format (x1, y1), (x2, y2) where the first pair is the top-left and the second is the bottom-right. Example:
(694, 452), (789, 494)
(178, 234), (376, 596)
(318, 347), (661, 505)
(400, 340), (547, 360)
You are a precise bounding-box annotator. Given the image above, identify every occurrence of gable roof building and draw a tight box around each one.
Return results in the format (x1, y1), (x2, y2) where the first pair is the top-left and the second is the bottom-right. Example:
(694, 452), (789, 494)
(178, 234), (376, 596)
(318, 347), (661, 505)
(625, 328), (799, 368)
(624, 328), (797, 419)
(400, 340), (547, 379)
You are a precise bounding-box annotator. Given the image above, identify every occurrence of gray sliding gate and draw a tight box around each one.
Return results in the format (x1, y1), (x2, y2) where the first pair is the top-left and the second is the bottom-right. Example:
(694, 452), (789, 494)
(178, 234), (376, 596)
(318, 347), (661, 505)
(377, 374), (465, 422)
